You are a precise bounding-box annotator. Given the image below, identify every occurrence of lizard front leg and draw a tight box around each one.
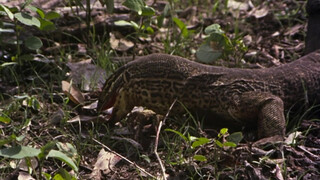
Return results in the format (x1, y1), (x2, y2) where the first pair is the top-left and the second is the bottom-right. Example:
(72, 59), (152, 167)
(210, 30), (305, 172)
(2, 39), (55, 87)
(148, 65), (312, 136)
(257, 96), (286, 139)
(232, 92), (286, 140)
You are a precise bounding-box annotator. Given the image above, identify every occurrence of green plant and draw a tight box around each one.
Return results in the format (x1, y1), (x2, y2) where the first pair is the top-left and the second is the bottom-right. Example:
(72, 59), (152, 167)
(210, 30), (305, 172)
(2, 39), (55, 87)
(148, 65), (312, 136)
(114, 0), (155, 34)
(0, 1), (60, 64)
(113, 0), (156, 52)
(112, 0), (197, 57)
(165, 127), (242, 163)
(165, 128), (210, 163)
(0, 139), (79, 179)
(163, 127), (243, 179)
(196, 23), (247, 64)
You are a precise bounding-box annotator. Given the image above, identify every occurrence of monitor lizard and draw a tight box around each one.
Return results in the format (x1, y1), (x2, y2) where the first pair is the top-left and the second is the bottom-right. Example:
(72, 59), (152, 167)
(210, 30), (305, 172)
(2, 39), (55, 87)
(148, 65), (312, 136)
(98, 0), (320, 140)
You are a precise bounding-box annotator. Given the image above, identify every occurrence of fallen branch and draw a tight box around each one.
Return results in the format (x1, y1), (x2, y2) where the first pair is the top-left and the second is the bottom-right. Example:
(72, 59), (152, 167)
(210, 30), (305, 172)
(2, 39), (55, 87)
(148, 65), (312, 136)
(154, 98), (177, 180)
(92, 138), (156, 179)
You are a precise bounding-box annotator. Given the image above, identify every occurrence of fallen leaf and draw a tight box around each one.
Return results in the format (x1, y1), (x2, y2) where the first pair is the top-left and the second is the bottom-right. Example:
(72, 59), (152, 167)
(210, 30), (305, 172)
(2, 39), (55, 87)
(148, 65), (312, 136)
(18, 158), (38, 172)
(285, 131), (302, 145)
(90, 149), (122, 179)
(249, 6), (269, 19)
(62, 81), (85, 105)
(67, 59), (107, 91)
(67, 115), (100, 123)
(227, 0), (249, 11)
(49, 108), (65, 124)
(110, 32), (134, 51)
(82, 101), (98, 110)
(284, 24), (303, 36)
(18, 172), (35, 180)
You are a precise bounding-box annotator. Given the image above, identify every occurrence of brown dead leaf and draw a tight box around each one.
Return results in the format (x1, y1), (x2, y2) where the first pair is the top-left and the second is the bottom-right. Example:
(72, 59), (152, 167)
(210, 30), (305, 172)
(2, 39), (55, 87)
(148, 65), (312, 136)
(82, 101), (98, 110)
(62, 81), (85, 105)
(285, 131), (302, 145)
(49, 108), (65, 124)
(18, 172), (35, 180)
(274, 164), (284, 180)
(67, 115), (103, 123)
(90, 148), (122, 179)
(18, 158), (38, 172)
(67, 59), (107, 91)
(110, 32), (134, 51)
(284, 24), (304, 36)
(249, 6), (269, 19)
(227, 0), (249, 11)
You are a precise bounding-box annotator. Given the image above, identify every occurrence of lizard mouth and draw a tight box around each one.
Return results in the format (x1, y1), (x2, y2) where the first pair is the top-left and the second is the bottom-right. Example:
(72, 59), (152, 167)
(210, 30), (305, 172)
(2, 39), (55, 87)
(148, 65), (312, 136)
(98, 95), (117, 112)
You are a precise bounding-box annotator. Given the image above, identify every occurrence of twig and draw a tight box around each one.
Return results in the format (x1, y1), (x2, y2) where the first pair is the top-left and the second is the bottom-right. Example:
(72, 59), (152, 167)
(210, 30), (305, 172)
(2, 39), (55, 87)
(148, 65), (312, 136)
(92, 138), (156, 179)
(154, 98), (177, 180)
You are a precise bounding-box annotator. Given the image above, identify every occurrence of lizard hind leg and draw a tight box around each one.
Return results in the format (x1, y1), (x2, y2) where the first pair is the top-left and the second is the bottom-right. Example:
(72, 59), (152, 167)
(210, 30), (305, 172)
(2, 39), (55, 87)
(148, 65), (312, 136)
(237, 92), (286, 141)
(257, 96), (286, 140)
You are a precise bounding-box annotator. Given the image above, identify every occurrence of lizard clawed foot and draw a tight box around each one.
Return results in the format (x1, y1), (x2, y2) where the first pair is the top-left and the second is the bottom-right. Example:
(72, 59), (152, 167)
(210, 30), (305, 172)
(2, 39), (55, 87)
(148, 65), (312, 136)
(253, 135), (284, 147)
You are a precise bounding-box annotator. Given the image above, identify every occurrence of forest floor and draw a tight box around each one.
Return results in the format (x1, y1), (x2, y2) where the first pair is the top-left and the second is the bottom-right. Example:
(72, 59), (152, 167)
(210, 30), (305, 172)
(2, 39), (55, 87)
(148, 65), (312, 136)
(0, 0), (319, 179)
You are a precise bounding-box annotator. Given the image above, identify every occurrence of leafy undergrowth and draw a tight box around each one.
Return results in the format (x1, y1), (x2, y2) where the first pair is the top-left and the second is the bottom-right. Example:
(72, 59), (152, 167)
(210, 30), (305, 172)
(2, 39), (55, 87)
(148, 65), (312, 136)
(0, 0), (320, 179)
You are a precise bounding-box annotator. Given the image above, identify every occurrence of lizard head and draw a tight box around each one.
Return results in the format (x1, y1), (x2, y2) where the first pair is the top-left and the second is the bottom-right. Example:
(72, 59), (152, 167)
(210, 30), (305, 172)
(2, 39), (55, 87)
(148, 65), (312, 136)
(97, 67), (129, 113)
(97, 92), (117, 112)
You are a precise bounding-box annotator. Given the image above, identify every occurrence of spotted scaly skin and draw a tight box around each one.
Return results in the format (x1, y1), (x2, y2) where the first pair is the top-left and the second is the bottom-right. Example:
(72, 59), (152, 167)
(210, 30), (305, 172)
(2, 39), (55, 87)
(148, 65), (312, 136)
(98, 51), (320, 139)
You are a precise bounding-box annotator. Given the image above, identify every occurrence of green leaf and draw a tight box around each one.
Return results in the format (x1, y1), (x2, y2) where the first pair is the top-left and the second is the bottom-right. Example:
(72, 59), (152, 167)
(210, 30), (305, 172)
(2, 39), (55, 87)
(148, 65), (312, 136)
(193, 155), (207, 161)
(114, 20), (133, 26)
(165, 128), (188, 142)
(123, 0), (145, 15)
(114, 20), (139, 30)
(204, 24), (224, 35)
(0, 28), (14, 33)
(215, 140), (223, 148)
(223, 142), (237, 147)
(53, 168), (76, 180)
(20, 0), (33, 10)
(188, 135), (198, 142)
(43, 173), (51, 180)
(104, 0), (114, 13)
(196, 43), (222, 63)
(30, 97), (41, 110)
(191, 137), (210, 148)
(0, 146), (40, 159)
(0, 114), (11, 124)
(140, 154), (151, 163)
(226, 132), (243, 145)
(25, 36), (43, 50)
(163, 3), (170, 17)
(0, 134), (16, 146)
(16, 135), (25, 142)
(220, 128), (228, 135)
(141, 6), (155, 16)
(47, 150), (79, 172)
(172, 17), (189, 38)
(0, 4), (14, 20)
(44, 11), (60, 20)
(26, 5), (45, 19)
(6, 38), (23, 45)
(56, 142), (78, 161)
(157, 15), (164, 28)
(1, 62), (17, 67)
(14, 12), (41, 27)
(39, 141), (57, 160)
(146, 26), (154, 34)
(129, 21), (139, 29)
(18, 54), (34, 61)
(39, 18), (56, 31)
